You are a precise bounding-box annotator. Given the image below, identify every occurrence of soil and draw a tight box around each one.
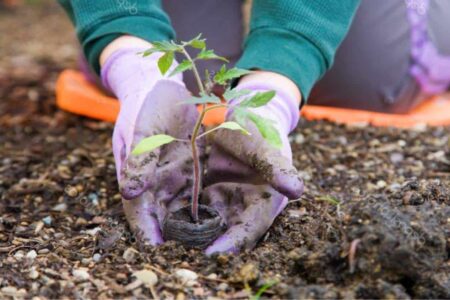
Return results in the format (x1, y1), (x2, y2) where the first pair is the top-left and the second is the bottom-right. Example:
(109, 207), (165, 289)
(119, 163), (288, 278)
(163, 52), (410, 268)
(0, 2), (449, 299)
(170, 205), (217, 224)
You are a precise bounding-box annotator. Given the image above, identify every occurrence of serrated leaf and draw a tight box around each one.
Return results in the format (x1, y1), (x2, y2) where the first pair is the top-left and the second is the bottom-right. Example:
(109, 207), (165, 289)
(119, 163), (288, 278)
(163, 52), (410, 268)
(240, 91), (276, 108)
(191, 40), (206, 49)
(152, 40), (181, 52)
(184, 93), (221, 105)
(216, 121), (250, 135)
(157, 51), (174, 75)
(247, 112), (282, 149)
(132, 135), (176, 155)
(197, 49), (228, 62)
(142, 40), (182, 57)
(233, 107), (248, 127)
(214, 67), (251, 85)
(187, 33), (206, 49)
(169, 60), (193, 77)
(223, 88), (252, 102)
(142, 49), (158, 57)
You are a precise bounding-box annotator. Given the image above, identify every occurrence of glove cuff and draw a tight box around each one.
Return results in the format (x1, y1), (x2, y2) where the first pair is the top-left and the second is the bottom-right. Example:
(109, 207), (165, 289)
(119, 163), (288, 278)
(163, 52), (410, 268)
(100, 47), (184, 103)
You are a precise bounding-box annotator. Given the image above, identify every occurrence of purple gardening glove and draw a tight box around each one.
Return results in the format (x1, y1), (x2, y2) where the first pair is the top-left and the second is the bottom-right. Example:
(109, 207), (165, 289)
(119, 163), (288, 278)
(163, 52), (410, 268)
(101, 48), (202, 245)
(203, 81), (304, 255)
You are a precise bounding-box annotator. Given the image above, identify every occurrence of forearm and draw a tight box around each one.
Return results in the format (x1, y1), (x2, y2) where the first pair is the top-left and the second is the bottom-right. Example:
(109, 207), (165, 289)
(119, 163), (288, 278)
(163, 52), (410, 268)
(237, 0), (361, 101)
(99, 35), (152, 67)
(58, 0), (174, 74)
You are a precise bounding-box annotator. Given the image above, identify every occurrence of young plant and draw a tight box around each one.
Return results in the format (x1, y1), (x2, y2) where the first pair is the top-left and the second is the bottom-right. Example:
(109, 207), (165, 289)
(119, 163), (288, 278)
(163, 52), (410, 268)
(132, 34), (281, 222)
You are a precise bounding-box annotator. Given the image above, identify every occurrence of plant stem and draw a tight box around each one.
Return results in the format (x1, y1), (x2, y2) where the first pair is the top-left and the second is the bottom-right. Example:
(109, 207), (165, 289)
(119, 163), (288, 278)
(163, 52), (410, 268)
(190, 136), (201, 222)
(181, 47), (205, 95)
(181, 46), (207, 222)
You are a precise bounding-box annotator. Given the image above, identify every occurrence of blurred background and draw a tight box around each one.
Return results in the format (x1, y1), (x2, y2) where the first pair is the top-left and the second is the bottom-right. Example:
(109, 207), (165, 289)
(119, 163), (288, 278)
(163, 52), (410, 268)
(0, 0), (78, 127)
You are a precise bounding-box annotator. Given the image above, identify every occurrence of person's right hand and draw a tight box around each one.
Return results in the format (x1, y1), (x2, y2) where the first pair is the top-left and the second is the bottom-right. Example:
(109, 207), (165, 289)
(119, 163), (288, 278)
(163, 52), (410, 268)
(201, 80), (303, 254)
(101, 47), (202, 245)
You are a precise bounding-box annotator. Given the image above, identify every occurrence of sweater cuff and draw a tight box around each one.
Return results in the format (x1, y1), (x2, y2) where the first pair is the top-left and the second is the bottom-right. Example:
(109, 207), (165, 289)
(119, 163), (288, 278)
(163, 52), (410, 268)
(236, 27), (326, 102)
(82, 16), (175, 75)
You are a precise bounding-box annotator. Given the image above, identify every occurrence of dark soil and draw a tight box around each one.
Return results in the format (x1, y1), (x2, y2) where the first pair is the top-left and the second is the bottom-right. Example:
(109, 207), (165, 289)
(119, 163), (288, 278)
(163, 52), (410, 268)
(169, 205), (217, 224)
(1, 2), (449, 299)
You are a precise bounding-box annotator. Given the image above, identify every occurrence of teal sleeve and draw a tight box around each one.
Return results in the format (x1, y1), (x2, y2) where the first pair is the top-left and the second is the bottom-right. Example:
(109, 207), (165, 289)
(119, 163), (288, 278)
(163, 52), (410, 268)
(58, 0), (175, 74)
(236, 0), (361, 101)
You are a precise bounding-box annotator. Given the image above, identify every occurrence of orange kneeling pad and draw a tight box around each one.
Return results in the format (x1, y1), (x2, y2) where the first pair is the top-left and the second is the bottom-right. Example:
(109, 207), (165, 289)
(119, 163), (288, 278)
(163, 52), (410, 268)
(56, 69), (450, 128)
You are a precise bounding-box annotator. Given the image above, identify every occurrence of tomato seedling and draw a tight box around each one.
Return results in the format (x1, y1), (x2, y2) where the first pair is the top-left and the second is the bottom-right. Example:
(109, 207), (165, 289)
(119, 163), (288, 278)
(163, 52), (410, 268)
(132, 34), (281, 222)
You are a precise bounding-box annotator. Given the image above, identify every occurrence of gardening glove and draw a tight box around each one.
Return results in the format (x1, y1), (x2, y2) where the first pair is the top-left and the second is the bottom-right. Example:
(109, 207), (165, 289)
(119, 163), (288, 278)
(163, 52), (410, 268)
(101, 48), (201, 245)
(203, 80), (304, 255)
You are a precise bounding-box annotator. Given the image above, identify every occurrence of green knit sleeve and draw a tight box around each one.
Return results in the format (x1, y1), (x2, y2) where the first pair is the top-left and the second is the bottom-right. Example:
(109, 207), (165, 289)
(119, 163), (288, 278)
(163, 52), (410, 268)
(236, 0), (361, 101)
(58, 0), (175, 74)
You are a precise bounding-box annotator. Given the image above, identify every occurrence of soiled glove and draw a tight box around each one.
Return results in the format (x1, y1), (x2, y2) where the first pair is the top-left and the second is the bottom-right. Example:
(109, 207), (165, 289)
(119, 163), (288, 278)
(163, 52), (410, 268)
(101, 48), (201, 245)
(203, 81), (304, 255)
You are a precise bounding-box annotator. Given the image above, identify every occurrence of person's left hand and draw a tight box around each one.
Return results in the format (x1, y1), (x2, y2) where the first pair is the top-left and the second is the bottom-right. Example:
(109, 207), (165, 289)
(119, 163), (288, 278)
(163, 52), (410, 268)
(202, 88), (304, 255)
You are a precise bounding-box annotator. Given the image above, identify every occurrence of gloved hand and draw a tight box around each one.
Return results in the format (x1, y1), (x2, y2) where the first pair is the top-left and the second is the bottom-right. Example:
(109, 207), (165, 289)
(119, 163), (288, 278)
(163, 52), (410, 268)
(101, 48), (202, 245)
(202, 80), (304, 255)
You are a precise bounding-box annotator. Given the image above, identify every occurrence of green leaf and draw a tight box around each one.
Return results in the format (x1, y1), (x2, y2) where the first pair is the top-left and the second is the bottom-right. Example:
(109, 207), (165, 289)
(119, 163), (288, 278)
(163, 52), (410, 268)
(197, 49), (228, 62)
(250, 281), (278, 300)
(169, 60), (193, 77)
(152, 40), (181, 52)
(316, 195), (340, 206)
(157, 51), (174, 75)
(223, 88), (252, 102)
(142, 49), (158, 57)
(184, 93), (221, 105)
(187, 33), (206, 49)
(216, 121), (251, 135)
(240, 91), (276, 108)
(233, 105), (282, 148)
(191, 39), (206, 49)
(214, 66), (251, 85)
(131, 135), (176, 155)
(233, 107), (248, 127)
(142, 41), (181, 56)
(247, 112), (282, 149)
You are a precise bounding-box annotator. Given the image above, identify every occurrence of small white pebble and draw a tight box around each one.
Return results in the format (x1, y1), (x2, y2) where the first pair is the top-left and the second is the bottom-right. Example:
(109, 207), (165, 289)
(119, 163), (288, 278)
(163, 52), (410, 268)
(14, 251), (25, 261)
(376, 180), (387, 189)
(298, 171), (312, 181)
(217, 282), (229, 291)
(175, 269), (198, 286)
(133, 269), (158, 286)
(1, 286), (26, 297)
(294, 134), (305, 144)
(42, 216), (52, 225)
(123, 247), (138, 263)
(388, 183), (402, 192)
(85, 227), (102, 236)
(52, 203), (67, 212)
(390, 153), (404, 164)
(26, 250), (37, 261)
(29, 267), (39, 279)
(73, 268), (90, 281)
(34, 221), (44, 234)
(93, 253), (102, 263)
